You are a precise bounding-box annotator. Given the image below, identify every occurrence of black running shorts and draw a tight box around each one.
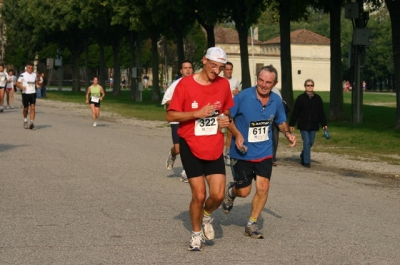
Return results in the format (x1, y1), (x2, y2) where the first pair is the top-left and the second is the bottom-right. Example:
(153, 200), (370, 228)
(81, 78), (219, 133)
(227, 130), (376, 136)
(179, 138), (225, 179)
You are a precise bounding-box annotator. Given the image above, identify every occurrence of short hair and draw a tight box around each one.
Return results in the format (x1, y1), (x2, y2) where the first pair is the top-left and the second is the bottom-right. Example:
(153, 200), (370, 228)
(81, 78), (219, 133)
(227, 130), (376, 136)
(225, 62), (233, 68)
(257, 65), (278, 84)
(180, 60), (193, 70)
(0, 64), (4, 68)
(304, 79), (314, 86)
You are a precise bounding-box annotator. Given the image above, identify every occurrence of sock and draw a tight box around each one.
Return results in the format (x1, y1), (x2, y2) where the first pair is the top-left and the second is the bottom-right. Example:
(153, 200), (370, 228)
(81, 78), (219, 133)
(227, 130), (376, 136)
(30, 120), (34, 123)
(247, 216), (257, 226)
(228, 186), (235, 199)
(203, 209), (211, 221)
(192, 231), (202, 236)
(24, 118), (27, 122)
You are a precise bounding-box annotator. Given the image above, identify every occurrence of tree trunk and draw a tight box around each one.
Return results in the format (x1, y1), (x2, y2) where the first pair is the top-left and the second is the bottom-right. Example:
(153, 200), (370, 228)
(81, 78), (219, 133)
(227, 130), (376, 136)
(112, 40), (121, 96)
(176, 32), (185, 70)
(279, 0), (294, 108)
(129, 31), (137, 101)
(235, 25), (251, 89)
(203, 24), (215, 48)
(84, 43), (90, 89)
(71, 48), (81, 92)
(136, 32), (143, 102)
(385, 0), (400, 128)
(329, 0), (344, 121)
(99, 43), (106, 88)
(151, 33), (160, 102)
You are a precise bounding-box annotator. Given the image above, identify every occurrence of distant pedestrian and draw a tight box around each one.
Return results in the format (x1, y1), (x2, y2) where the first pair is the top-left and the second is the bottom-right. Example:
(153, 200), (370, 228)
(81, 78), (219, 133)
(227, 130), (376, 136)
(5, 69), (16, 109)
(109, 75), (113, 89)
(36, 72), (43, 98)
(289, 79), (327, 168)
(143, 74), (149, 89)
(0, 64), (8, 112)
(16, 63), (38, 129)
(85, 77), (105, 127)
(41, 73), (48, 98)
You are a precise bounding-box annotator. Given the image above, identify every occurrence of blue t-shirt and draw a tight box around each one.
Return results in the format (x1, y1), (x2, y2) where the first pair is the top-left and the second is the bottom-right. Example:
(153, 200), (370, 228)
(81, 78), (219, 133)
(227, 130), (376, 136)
(229, 86), (286, 161)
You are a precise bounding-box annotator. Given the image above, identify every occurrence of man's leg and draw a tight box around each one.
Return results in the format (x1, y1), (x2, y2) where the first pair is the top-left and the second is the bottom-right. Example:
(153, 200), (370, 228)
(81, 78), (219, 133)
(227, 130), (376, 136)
(166, 124), (179, 170)
(249, 176), (270, 221)
(29, 104), (35, 121)
(188, 176), (207, 233)
(204, 173), (226, 214)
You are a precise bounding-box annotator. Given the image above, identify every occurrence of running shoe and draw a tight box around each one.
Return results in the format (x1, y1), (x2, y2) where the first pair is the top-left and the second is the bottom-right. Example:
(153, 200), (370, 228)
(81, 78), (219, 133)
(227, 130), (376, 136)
(201, 217), (214, 240)
(222, 182), (236, 214)
(244, 222), (264, 239)
(165, 151), (176, 170)
(24, 121), (29, 129)
(10, 106), (14, 109)
(224, 154), (231, 166)
(188, 232), (204, 251)
(29, 123), (34, 130)
(93, 122), (97, 127)
(0, 108), (3, 112)
(180, 170), (188, 183)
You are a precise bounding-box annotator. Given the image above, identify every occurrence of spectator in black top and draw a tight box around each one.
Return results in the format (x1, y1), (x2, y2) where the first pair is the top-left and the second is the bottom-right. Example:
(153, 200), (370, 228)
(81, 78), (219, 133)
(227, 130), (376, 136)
(289, 79), (327, 168)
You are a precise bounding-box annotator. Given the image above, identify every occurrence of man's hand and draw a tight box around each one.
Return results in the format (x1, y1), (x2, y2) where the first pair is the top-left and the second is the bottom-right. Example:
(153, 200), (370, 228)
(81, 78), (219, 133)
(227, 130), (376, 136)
(194, 103), (216, 119)
(217, 114), (230, 129)
(286, 133), (296, 148)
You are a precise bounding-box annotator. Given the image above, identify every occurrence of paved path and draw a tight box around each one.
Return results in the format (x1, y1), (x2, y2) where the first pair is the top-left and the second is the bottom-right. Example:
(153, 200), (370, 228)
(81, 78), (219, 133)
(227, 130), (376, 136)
(1, 99), (399, 264)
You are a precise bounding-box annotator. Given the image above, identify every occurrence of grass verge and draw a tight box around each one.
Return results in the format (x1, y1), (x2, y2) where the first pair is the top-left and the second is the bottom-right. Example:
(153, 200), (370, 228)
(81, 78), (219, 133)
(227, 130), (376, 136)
(46, 89), (400, 165)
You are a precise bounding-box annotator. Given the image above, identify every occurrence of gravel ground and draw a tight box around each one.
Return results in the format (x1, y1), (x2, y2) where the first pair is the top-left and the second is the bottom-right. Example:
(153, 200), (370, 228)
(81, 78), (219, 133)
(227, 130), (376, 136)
(36, 97), (400, 178)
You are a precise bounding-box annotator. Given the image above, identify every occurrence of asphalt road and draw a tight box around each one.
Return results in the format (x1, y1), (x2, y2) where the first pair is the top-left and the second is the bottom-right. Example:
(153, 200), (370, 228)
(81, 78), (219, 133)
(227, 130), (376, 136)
(1, 98), (399, 265)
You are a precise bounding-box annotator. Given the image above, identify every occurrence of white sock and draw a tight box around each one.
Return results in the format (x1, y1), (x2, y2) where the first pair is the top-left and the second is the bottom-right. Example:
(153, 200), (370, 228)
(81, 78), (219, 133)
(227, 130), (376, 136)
(24, 118), (28, 122)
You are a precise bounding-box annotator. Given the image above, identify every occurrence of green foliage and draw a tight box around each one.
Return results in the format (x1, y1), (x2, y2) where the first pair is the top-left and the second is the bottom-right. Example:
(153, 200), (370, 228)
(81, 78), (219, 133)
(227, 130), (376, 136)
(364, 7), (393, 80)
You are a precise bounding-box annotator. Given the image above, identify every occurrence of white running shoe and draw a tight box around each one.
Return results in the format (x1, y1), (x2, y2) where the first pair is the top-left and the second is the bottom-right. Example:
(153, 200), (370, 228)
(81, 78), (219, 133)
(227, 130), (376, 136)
(201, 217), (215, 240)
(165, 151), (176, 170)
(180, 170), (188, 183)
(93, 122), (97, 127)
(188, 232), (204, 251)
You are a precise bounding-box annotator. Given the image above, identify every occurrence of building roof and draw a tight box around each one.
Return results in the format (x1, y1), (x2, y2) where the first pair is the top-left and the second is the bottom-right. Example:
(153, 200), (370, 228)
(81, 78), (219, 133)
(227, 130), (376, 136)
(214, 27), (263, 45)
(264, 29), (330, 45)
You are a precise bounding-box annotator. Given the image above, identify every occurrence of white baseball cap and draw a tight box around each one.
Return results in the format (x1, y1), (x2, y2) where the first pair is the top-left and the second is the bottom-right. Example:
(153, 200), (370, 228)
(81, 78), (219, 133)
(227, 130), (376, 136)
(205, 47), (227, 64)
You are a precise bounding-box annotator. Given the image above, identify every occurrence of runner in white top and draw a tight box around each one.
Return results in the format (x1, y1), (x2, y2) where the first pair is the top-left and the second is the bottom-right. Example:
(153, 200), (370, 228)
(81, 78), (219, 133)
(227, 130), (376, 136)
(0, 64), (9, 113)
(222, 62), (241, 165)
(161, 60), (194, 183)
(16, 63), (38, 129)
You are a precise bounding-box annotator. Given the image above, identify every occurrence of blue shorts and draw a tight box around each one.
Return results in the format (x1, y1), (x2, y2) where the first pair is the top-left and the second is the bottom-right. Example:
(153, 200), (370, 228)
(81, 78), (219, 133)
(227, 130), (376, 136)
(230, 158), (273, 188)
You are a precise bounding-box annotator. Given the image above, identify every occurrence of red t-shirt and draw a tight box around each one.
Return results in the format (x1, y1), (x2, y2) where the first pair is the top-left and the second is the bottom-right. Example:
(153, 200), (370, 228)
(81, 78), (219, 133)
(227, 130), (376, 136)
(168, 75), (234, 160)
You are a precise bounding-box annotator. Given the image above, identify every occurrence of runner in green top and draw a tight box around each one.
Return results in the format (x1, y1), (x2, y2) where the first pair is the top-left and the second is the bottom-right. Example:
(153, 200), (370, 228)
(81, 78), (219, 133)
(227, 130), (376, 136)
(85, 77), (105, 127)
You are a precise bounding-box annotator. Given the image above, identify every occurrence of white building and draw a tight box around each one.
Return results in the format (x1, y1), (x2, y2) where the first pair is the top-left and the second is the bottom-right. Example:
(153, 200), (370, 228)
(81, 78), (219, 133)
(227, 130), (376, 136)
(214, 27), (331, 91)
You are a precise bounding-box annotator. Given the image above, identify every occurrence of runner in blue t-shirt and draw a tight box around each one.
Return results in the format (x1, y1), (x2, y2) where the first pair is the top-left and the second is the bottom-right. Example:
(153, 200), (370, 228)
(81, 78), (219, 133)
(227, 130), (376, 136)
(222, 65), (296, 239)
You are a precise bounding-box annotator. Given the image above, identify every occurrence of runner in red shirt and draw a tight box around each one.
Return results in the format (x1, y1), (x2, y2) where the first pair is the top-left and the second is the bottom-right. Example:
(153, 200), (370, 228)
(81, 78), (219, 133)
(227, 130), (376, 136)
(167, 47), (234, 251)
